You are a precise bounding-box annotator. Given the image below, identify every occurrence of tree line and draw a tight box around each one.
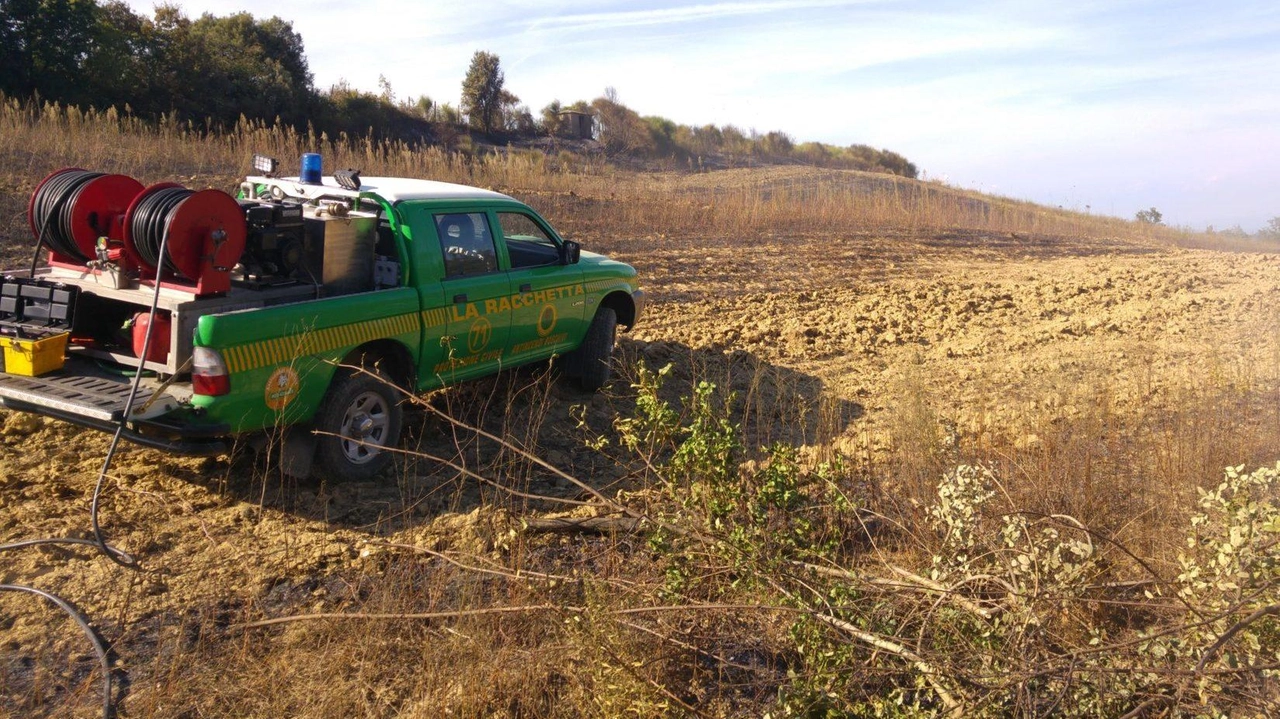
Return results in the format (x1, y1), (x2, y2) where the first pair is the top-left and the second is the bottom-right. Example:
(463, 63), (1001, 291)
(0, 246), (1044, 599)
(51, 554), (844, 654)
(1, 0), (917, 178)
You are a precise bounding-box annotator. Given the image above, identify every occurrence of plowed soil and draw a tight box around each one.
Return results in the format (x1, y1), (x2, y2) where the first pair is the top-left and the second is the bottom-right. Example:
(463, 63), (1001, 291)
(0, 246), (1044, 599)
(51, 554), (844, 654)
(3, 193), (1280, 716)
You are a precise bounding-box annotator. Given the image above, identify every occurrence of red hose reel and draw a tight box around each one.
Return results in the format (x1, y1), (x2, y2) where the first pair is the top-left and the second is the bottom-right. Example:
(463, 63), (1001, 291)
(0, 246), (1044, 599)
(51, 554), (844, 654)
(27, 168), (143, 263)
(28, 168), (247, 296)
(122, 183), (246, 296)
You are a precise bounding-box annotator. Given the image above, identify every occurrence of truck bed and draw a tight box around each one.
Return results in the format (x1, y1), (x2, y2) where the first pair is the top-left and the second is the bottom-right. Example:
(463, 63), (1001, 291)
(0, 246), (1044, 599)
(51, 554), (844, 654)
(29, 266), (319, 374)
(0, 354), (228, 455)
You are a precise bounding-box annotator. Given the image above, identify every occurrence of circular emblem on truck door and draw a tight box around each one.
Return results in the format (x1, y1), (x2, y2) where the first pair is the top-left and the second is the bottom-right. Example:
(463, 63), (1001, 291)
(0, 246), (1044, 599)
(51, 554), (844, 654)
(536, 304), (558, 337)
(468, 316), (493, 353)
(265, 366), (301, 410)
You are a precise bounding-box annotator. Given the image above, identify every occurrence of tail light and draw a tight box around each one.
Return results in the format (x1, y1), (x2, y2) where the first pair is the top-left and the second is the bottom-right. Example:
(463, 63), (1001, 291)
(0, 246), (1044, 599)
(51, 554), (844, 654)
(192, 346), (230, 396)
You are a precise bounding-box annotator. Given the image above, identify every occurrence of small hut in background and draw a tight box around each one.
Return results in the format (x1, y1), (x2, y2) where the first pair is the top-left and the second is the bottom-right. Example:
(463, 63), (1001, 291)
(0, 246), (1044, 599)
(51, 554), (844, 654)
(557, 110), (596, 139)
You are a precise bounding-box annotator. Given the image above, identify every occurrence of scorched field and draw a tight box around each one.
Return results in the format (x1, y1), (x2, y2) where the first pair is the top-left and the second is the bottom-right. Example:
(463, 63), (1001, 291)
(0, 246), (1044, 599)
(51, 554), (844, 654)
(2, 108), (1280, 717)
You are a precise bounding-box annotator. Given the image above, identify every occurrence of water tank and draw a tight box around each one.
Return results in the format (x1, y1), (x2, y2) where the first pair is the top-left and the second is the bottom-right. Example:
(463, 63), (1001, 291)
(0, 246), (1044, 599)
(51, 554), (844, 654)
(302, 208), (377, 296)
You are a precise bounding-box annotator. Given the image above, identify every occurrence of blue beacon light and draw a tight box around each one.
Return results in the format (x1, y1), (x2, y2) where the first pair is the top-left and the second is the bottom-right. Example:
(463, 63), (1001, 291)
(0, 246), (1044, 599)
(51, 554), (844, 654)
(300, 153), (322, 184)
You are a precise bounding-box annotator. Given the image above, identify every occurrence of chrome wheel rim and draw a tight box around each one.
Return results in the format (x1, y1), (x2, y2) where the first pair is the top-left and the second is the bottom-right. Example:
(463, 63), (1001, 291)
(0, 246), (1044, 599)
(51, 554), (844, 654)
(339, 390), (391, 465)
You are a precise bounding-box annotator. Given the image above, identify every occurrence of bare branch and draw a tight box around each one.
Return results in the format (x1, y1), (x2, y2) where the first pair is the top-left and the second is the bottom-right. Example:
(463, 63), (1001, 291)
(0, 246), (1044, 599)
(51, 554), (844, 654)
(1195, 603), (1280, 672)
(812, 611), (964, 716)
(522, 516), (643, 534)
(233, 604), (567, 630)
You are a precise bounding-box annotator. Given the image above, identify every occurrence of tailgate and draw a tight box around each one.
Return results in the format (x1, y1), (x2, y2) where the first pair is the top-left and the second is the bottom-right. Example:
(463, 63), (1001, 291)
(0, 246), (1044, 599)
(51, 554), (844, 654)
(0, 356), (184, 422)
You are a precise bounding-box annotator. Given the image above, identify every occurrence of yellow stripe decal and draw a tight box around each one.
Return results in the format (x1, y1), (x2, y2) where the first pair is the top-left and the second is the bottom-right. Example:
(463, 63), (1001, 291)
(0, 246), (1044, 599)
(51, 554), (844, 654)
(584, 279), (619, 294)
(221, 311), (425, 374)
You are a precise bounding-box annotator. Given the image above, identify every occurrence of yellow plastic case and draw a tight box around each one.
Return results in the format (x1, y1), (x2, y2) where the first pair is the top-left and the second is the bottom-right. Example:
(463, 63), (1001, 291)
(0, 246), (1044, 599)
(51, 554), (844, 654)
(4, 332), (69, 376)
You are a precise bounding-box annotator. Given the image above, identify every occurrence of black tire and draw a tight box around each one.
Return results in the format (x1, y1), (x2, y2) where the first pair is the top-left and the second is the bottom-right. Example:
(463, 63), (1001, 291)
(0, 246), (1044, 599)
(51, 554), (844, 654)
(313, 364), (403, 482)
(567, 307), (617, 391)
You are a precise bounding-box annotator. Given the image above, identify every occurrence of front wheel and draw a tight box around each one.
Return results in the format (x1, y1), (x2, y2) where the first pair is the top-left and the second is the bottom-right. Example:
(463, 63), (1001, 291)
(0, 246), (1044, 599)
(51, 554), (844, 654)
(566, 307), (617, 391)
(313, 365), (403, 482)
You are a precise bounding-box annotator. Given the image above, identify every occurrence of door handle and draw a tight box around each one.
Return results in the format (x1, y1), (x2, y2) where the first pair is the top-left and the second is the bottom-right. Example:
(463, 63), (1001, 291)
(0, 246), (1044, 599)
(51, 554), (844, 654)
(519, 283), (532, 293)
(452, 293), (468, 303)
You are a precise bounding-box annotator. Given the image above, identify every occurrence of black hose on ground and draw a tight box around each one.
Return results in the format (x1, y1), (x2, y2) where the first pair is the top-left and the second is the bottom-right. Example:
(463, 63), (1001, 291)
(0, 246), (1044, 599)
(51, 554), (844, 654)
(0, 583), (115, 718)
(0, 209), (178, 717)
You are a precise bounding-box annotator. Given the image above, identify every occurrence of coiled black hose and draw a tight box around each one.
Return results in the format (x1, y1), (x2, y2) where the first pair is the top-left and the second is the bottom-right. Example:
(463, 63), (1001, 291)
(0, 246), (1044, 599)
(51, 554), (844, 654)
(28, 169), (104, 262)
(0, 421), (141, 719)
(129, 187), (193, 277)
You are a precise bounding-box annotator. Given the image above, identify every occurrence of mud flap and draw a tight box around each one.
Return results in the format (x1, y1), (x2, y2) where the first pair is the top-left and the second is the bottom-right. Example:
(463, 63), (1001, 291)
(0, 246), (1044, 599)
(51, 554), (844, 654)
(279, 427), (318, 479)
(250, 426), (318, 478)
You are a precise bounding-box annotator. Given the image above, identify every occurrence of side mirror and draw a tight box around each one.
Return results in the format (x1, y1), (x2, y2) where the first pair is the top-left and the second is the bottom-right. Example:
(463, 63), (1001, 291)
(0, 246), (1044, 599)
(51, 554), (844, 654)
(560, 240), (581, 265)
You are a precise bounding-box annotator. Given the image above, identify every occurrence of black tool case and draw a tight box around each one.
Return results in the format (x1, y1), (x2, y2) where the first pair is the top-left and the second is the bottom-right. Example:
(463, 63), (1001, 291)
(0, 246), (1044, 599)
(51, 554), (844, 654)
(0, 276), (80, 371)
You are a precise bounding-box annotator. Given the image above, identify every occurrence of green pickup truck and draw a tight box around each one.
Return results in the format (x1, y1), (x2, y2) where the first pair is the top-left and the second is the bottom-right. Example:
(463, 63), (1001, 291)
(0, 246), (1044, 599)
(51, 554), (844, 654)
(0, 165), (643, 481)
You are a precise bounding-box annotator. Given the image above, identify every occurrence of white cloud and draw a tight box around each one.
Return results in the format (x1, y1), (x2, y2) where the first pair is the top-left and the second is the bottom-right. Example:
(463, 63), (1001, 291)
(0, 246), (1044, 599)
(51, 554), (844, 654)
(524, 0), (878, 32)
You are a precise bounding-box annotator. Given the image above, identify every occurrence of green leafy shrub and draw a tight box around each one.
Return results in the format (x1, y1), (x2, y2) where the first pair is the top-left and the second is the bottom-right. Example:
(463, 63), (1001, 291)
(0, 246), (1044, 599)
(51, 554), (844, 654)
(603, 363), (1280, 716)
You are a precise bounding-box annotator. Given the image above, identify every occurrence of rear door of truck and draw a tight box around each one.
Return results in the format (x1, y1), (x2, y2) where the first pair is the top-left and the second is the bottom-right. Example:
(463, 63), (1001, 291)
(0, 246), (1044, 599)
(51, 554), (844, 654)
(400, 202), (510, 384)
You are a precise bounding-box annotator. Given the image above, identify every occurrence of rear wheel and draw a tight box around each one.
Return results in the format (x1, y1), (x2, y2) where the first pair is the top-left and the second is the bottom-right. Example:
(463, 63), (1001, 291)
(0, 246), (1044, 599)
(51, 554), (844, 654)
(313, 364), (403, 482)
(567, 307), (617, 391)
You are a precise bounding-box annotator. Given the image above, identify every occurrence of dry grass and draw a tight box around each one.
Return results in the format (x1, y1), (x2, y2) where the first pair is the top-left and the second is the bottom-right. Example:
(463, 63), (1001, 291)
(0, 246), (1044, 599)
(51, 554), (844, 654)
(3, 97), (1280, 718)
(6, 97), (1275, 260)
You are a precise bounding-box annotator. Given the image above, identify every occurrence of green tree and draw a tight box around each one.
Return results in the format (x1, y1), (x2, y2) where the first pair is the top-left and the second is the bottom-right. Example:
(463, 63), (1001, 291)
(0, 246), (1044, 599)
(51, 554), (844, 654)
(689, 124), (723, 156)
(0, 0), (99, 104)
(1135, 207), (1163, 225)
(876, 148), (918, 178)
(720, 125), (751, 163)
(644, 115), (679, 156)
(81, 1), (151, 110)
(540, 99), (563, 136)
(111, 6), (311, 126)
(759, 130), (793, 157)
(184, 11), (312, 126)
(591, 88), (655, 156)
(461, 50), (506, 135)
(794, 141), (830, 165)
(505, 99), (535, 134)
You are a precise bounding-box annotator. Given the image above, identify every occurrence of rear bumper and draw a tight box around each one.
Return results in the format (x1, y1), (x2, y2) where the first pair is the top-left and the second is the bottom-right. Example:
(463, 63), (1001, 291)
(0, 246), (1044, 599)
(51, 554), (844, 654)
(1, 396), (231, 455)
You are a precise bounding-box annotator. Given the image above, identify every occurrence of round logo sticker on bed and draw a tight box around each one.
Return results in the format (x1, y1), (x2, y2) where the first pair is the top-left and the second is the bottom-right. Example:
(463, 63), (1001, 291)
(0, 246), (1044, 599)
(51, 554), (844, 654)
(265, 366), (300, 410)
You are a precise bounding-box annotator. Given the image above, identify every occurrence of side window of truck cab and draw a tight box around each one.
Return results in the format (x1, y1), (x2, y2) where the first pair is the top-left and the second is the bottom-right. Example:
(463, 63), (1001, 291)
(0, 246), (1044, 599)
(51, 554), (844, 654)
(436, 212), (498, 277)
(497, 212), (560, 269)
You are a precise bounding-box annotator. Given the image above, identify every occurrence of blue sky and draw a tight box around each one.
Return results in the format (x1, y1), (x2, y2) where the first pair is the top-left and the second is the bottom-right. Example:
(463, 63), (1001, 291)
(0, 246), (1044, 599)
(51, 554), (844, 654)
(125, 0), (1280, 231)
